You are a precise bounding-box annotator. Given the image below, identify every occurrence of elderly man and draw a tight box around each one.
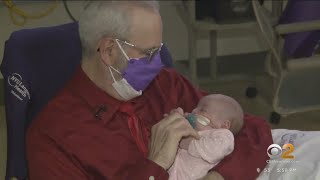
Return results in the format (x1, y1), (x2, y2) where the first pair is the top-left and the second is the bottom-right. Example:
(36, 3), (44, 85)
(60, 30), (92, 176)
(26, 1), (272, 180)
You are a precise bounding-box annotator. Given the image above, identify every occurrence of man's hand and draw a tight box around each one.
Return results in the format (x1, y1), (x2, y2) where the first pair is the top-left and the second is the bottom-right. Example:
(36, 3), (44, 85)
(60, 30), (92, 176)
(197, 171), (224, 180)
(163, 107), (184, 117)
(148, 111), (200, 170)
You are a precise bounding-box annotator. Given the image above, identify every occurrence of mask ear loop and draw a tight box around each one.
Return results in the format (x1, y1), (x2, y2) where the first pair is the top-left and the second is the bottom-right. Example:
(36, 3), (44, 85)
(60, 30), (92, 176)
(108, 66), (117, 82)
(115, 39), (130, 61)
(109, 66), (121, 74)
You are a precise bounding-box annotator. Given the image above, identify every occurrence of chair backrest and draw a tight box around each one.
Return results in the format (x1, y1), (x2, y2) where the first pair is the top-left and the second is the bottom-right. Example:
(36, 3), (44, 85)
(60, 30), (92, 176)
(279, 0), (320, 58)
(0, 22), (173, 180)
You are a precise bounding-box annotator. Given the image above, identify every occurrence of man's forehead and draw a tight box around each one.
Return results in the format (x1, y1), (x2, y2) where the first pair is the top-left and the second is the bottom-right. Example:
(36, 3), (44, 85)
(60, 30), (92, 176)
(129, 30), (162, 50)
(128, 6), (162, 49)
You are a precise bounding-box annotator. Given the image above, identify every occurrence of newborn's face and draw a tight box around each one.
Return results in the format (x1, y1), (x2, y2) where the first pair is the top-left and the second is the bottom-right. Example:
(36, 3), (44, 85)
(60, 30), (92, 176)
(179, 102), (224, 150)
(192, 103), (224, 131)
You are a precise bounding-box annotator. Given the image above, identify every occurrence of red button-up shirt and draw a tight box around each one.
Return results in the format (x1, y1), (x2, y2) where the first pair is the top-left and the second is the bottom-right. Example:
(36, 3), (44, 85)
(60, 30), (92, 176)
(26, 67), (272, 180)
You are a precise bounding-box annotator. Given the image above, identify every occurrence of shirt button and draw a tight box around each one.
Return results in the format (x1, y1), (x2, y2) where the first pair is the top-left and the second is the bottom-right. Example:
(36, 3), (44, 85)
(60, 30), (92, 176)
(149, 176), (155, 180)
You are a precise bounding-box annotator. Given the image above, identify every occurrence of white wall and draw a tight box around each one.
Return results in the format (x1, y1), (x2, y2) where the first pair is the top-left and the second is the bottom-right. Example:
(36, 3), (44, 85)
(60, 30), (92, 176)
(0, 1), (268, 78)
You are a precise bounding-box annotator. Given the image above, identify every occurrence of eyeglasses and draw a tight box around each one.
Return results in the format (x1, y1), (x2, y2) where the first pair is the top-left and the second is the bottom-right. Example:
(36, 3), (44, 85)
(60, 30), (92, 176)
(116, 39), (163, 62)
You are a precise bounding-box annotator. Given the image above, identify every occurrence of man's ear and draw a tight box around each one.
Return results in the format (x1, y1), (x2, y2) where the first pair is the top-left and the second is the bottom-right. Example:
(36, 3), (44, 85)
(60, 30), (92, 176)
(221, 120), (231, 129)
(98, 38), (116, 66)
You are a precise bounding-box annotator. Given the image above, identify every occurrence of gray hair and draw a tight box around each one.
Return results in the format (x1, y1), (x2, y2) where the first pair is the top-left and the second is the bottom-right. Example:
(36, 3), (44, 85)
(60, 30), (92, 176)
(79, 1), (160, 59)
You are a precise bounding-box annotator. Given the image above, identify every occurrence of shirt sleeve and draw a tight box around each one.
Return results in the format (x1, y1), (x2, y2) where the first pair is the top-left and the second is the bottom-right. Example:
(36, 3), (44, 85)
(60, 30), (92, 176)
(188, 129), (234, 164)
(26, 127), (169, 180)
(123, 158), (169, 180)
(26, 127), (89, 180)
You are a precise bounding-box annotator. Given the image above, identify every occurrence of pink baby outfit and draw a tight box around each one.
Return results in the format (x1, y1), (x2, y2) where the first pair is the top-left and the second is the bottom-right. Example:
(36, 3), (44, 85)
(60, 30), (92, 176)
(168, 129), (234, 180)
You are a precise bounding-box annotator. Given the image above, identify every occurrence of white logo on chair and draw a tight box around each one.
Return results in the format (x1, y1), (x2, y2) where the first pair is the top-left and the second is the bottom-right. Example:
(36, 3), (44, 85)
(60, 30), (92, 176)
(8, 73), (30, 101)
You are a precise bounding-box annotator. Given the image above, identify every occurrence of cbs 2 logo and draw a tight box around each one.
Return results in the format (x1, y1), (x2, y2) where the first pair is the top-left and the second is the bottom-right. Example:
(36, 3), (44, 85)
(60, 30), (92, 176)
(267, 143), (295, 159)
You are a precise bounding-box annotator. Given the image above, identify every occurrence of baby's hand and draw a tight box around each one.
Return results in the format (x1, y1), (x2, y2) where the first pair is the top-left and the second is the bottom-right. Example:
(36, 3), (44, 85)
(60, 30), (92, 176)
(179, 137), (193, 150)
(165, 108), (195, 150)
(170, 107), (184, 115)
(164, 107), (184, 117)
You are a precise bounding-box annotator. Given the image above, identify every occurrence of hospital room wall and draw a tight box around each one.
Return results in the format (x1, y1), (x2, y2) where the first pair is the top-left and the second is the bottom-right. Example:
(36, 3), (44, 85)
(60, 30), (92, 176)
(0, 1), (272, 79)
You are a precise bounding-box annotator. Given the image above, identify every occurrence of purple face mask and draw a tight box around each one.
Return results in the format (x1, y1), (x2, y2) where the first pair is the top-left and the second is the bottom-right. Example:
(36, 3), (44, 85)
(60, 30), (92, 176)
(121, 52), (164, 91)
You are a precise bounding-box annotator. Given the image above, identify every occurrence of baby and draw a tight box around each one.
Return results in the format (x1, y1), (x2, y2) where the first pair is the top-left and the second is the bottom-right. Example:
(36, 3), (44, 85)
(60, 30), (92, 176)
(168, 94), (244, 180)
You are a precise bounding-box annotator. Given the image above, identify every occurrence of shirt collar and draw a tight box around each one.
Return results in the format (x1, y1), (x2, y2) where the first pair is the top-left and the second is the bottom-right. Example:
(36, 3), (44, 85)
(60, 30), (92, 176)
(68, 65), (122, 122)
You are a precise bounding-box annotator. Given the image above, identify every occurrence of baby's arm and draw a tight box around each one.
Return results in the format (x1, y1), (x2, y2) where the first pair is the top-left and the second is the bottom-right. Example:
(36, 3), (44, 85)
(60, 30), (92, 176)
(188, 129), (234, 164)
